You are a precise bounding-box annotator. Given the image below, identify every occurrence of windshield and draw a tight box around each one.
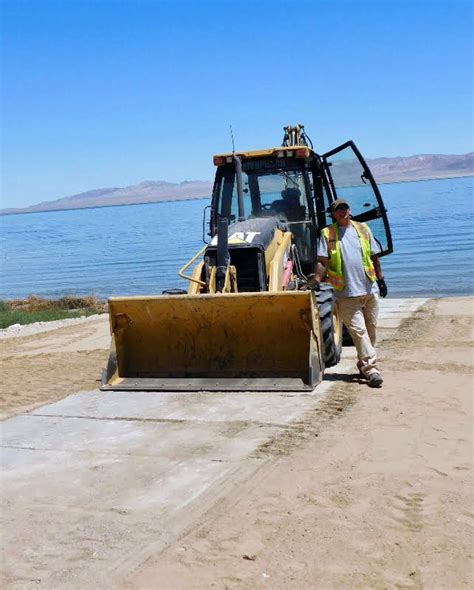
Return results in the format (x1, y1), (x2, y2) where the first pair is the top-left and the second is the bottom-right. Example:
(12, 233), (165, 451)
(216, 164), (309, 223)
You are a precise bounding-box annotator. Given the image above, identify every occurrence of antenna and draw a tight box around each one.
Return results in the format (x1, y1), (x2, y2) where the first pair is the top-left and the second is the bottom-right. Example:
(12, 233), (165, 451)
(230, 125), (236, 153)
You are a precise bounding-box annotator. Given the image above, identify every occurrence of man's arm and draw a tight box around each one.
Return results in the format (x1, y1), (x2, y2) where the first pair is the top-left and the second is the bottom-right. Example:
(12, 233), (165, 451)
(314, 256), (328, 283)
(367, 225), (383, 280)
(371, 254), (388, 297)
(313, 233), (329, 285)
(371, 254), (383, 280)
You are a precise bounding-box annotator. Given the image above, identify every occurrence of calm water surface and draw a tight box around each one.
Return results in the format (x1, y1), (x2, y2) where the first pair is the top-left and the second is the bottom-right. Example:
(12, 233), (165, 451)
(1, 176), (473, 299)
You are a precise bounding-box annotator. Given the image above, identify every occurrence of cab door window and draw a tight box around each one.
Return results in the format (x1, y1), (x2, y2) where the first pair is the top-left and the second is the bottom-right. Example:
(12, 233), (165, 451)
(322, 141), (393, 256)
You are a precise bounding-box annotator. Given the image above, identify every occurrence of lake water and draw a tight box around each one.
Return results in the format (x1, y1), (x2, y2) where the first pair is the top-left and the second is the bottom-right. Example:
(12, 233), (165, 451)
(1, 176), (473, 300)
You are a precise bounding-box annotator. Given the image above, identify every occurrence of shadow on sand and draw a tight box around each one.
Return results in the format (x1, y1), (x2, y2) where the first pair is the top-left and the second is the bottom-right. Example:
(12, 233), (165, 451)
(324, 372), (365, 384)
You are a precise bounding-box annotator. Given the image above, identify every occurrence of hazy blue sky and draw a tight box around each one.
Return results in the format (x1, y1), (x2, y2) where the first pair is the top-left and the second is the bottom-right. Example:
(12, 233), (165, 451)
(1, 0), (472, 208)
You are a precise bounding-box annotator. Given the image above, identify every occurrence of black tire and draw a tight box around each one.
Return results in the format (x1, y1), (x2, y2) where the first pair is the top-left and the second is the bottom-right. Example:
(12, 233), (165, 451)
(316, 284), (343, 368)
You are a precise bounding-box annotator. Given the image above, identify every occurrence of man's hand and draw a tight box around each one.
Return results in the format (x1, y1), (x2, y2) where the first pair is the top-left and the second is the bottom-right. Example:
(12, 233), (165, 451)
(377, 278), (387, 298)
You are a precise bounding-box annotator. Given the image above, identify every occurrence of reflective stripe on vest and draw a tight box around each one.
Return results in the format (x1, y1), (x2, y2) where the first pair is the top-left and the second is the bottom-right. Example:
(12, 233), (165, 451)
(321, 220), (376, 291)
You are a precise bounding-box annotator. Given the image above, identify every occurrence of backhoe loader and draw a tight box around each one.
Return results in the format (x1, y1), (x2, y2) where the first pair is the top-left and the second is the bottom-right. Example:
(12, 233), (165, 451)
(101, 125), (392, 392)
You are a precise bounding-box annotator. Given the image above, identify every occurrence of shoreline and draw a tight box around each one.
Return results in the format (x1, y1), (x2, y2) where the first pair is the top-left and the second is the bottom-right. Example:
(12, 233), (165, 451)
(1, 291), (473, 306)
(2, 173), (472, 217)
(0, 312), (107, 339)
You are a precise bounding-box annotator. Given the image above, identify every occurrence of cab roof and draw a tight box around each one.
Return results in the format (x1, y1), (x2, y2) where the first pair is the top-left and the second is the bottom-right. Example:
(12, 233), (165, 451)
(212, 146), (316, 164)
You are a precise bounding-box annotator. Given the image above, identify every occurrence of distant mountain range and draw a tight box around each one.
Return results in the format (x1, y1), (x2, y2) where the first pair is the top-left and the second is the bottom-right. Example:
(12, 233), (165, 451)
(2, 152), (473, 215)
(367, 152), (473, 183)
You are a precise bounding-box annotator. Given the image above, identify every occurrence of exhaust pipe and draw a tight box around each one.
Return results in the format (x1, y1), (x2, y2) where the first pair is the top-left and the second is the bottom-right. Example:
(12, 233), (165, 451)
(234, 155), (245, 222)
(216, 217), (230, 292)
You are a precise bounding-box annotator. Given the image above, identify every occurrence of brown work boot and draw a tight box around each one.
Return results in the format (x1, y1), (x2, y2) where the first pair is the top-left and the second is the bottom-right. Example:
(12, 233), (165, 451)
(367, 372), (383, 388)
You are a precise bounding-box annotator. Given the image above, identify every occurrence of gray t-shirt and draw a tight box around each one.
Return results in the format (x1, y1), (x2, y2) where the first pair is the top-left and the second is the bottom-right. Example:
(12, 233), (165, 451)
(318, 223), (381, 298)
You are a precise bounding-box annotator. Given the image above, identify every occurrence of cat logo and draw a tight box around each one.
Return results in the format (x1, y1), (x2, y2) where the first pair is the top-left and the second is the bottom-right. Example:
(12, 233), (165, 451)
(210, 232), (260, 246)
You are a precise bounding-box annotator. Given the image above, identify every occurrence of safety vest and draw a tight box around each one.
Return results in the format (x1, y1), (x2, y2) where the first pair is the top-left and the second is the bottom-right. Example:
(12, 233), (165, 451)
(321, 220), (376, 291)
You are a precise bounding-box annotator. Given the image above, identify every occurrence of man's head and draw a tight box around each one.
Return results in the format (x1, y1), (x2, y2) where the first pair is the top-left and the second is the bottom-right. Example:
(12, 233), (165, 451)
(328, 199), (351, 225)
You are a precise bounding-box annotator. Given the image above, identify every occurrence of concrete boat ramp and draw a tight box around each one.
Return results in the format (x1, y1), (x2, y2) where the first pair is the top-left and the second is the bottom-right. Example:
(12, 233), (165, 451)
(1, 298), (426, 589)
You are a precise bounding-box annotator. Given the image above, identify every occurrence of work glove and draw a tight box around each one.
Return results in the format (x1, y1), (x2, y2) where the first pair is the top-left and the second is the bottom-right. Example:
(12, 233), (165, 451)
(377, 278), (388, 298)
(306, 274), (320, 292)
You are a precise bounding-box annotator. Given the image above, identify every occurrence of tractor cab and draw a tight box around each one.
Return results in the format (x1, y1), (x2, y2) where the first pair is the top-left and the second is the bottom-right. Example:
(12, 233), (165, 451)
(211, 145), (318, 274)
(210, 125), (393, 278)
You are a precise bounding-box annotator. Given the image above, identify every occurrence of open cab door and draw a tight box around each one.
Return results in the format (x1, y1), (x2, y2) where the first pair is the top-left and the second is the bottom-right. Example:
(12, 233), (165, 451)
(322, 141), (393, 256)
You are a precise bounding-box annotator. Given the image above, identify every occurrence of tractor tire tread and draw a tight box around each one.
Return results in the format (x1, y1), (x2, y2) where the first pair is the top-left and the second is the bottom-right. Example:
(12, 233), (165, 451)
(317, 284), (342, 368)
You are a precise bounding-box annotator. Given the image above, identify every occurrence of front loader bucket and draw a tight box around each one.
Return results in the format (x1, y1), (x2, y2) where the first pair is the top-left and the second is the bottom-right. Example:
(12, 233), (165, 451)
(101, 291), (324, 392)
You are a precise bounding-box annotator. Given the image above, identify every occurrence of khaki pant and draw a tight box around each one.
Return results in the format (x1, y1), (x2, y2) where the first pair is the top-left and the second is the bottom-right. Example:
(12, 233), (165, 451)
(337, 293), (380, 377)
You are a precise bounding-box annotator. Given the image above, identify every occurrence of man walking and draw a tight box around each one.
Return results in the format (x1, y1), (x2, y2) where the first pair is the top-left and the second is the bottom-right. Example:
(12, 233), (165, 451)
(313, 199), (387, 388)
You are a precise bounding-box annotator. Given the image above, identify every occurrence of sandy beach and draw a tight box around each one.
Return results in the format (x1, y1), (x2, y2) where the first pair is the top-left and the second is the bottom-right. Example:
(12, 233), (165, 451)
(136, 297), (472, 590)
(1, 296), (473, 589)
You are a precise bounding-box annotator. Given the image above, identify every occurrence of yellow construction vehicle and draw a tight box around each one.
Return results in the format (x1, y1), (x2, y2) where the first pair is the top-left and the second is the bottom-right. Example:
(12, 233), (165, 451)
(101, 125), (392, 391)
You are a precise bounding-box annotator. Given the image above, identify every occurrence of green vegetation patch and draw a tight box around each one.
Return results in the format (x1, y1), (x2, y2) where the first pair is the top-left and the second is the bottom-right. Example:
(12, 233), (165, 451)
(0, 296), (107, 329)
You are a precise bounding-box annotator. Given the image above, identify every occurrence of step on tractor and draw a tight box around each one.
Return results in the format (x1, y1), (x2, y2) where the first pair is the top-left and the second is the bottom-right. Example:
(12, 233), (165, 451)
(101, 125), (393, 392)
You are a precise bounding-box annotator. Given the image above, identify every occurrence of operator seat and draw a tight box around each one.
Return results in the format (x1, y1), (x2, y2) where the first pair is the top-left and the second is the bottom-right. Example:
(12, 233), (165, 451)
(272, 188), (306, 221)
